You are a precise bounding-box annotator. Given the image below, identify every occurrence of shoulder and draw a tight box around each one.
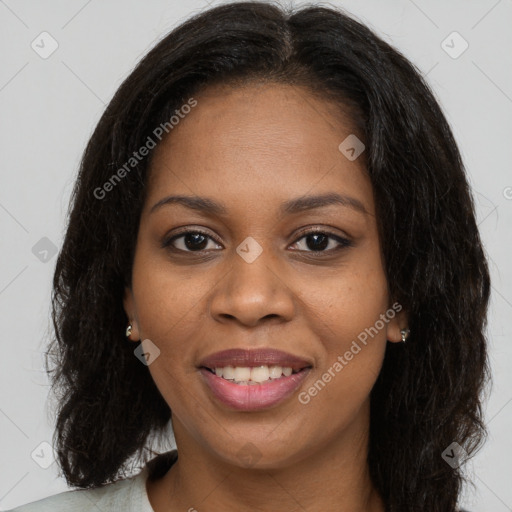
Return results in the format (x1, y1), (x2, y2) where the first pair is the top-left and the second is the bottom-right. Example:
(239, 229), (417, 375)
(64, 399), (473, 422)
(4, 469), (148, 512)
(5, 450), (178, 512)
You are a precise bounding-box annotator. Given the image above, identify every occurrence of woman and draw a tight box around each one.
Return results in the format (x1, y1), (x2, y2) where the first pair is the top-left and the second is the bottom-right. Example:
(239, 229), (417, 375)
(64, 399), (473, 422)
(7, 1), (489, 511)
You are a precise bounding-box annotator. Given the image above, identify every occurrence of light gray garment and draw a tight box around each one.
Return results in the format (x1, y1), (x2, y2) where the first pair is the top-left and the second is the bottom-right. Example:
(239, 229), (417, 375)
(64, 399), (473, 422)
(4, 466), (154, 511)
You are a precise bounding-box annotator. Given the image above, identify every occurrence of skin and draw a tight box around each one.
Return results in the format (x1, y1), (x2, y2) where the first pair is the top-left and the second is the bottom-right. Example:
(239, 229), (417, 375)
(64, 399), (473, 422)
(123, 82), (407, 512)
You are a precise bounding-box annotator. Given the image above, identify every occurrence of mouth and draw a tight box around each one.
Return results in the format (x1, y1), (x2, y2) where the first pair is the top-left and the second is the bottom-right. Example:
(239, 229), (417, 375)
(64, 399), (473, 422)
(198, 348), (313, 410)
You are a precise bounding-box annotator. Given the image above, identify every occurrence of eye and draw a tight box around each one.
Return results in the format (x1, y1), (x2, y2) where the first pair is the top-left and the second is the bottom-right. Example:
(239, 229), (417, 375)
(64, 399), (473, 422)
(290, 228), (353, 254)
(162, 229), (222, 252)
(162, 227), (353, 254)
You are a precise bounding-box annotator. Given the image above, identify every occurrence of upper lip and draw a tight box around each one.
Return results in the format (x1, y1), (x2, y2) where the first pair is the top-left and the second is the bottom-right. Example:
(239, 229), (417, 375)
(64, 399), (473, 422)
(199, 348), (313, 371)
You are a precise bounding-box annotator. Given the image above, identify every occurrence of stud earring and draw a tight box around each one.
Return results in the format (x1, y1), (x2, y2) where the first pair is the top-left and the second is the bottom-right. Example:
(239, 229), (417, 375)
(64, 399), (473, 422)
(126, 324), (132, 338)
(400, 328), (410, 343)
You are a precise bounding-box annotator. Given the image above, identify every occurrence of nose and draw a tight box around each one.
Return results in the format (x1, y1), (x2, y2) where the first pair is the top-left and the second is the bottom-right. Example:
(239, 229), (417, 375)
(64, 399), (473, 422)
(209, 243), (295, 328)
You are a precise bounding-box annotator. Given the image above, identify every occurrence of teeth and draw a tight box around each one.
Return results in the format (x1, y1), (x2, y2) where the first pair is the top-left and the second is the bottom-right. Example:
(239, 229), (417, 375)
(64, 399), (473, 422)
(233, 366), (251, 382)
(269, 365), (282, 379)
(282, 367), (293, 377)
(251, 365), (269, 382)
(211, 365), (298, 384)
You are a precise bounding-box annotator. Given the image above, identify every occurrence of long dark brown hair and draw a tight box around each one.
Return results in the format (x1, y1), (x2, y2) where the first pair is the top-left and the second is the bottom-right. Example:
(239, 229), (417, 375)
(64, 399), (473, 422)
(46, 2), (491, 511)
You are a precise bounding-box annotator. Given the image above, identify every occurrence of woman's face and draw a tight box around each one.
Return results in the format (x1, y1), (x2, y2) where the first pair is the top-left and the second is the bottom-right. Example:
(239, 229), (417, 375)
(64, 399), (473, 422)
(124, 82), (405, 468)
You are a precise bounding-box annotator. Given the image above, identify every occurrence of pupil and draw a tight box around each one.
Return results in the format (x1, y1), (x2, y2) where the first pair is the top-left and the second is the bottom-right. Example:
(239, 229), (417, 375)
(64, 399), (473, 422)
(307, 233), (328, 251)
(185, 233), (208, 250)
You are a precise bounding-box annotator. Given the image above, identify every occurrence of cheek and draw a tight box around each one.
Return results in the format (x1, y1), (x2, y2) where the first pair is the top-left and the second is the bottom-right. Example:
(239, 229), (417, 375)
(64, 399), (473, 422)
(304, 258), (389, 343)
(296, 282), (388, 436)
(131, 244), (206, 339)
(129, 258), (202, 403)
(300, 254), (389, 388)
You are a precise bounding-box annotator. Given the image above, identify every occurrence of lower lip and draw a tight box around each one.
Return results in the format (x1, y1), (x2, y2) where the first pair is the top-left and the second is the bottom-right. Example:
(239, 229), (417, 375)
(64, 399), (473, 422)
(199, 367), (311, 411)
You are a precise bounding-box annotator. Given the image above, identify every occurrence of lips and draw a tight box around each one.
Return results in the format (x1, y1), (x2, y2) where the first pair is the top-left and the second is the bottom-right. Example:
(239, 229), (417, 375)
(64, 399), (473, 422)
(198, 348), (313, 372)
(199, 366), (311, 410)
(197, 348), (313, 411)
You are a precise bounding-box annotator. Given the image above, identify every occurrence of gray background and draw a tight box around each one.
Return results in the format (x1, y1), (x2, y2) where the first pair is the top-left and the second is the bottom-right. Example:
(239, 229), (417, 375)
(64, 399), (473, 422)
(1, 0), (511, 510)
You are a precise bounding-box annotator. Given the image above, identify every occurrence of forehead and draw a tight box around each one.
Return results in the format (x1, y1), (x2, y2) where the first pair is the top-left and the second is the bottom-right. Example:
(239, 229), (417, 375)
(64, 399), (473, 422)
(144, 82), (373, 218)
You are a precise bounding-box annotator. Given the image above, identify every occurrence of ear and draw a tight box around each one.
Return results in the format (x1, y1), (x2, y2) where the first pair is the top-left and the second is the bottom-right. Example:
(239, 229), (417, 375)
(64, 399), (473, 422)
(385, 304), (409, 344)
(123, 286), (140, 341)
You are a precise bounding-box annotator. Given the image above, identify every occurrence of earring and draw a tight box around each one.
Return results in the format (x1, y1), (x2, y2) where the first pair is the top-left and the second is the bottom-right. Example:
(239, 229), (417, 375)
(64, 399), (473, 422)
(126, 324), (132, 338)
(400, 328), (410, 343)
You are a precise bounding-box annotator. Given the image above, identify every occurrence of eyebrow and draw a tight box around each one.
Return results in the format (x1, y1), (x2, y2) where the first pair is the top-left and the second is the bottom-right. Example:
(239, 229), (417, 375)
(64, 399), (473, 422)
(149, 192), (369, 216)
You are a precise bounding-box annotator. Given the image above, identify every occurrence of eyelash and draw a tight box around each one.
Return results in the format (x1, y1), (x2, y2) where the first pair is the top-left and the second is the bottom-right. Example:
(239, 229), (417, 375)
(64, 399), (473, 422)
(161, 227), (353, 256)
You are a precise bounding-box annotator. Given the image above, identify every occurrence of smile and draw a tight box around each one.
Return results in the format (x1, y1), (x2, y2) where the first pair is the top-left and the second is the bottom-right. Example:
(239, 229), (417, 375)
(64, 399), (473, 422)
(199, 365), (311, 411)
(204, 364), (301, 384)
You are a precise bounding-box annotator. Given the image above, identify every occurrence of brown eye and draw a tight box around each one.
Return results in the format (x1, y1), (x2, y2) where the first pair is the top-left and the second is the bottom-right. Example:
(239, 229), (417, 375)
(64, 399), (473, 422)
(162, 230), (222, 252)
(290, 229), (353, 253)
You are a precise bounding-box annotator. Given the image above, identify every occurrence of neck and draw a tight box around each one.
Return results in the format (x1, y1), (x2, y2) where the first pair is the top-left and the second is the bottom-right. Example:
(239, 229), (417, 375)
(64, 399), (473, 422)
(146, 402), (384, 512)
